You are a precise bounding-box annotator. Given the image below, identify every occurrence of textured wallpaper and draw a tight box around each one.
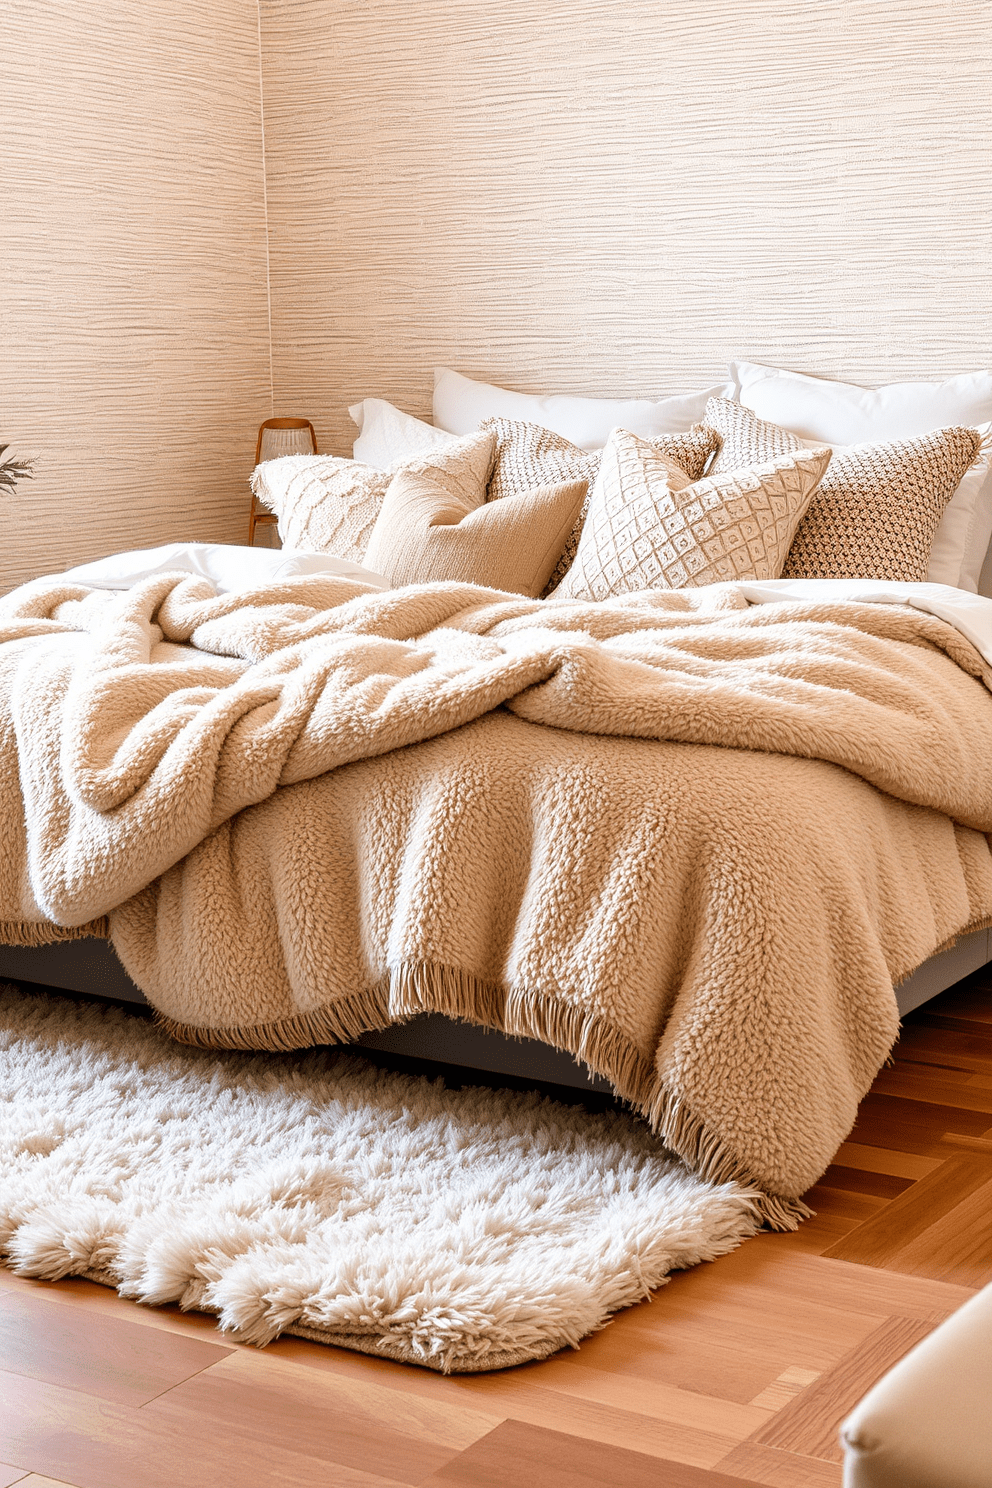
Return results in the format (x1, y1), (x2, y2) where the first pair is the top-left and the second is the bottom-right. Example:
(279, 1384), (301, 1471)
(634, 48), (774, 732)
(0, 0), (272, 592)
(259, 0), (992, 458)
(4, 0), (990, 593)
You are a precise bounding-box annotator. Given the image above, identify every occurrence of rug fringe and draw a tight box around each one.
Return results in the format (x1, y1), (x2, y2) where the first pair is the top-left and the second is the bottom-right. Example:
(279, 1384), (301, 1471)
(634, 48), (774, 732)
(157, 959), (808, 1232)
(0, 916), (109, 947)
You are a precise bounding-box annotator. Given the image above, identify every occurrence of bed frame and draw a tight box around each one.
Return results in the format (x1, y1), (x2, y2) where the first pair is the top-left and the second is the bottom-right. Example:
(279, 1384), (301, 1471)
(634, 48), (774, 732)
(2, 929), (989, 1094)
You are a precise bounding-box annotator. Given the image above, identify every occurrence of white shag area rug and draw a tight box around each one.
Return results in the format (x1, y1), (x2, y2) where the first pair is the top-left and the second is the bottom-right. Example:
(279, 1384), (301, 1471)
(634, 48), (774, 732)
(0, 985), (763, 1372)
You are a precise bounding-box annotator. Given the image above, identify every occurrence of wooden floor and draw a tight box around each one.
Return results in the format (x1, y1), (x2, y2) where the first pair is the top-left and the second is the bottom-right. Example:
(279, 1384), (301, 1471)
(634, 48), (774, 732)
(1, 970), (991, 1488)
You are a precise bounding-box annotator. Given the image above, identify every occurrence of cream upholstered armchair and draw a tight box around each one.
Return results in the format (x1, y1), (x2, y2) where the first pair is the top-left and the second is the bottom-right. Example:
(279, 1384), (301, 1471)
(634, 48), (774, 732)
(840, 1280), (992, 1486)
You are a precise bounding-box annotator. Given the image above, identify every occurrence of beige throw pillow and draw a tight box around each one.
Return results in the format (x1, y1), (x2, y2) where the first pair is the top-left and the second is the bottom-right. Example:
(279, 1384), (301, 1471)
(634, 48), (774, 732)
(483, 417), (719, 595)
(251, 431), (496, 563)
(704, 398), (981, 582)
(552, 427), (830, 602)
(363, 444), (587, 596)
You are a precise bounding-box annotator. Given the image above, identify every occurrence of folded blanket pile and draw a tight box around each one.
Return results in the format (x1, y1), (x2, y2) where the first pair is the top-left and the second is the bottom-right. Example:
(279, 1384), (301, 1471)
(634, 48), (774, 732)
(2, 571), (991, 1224)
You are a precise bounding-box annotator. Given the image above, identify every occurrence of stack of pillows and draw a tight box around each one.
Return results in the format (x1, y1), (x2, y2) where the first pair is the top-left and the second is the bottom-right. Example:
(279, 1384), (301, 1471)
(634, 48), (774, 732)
(250, 363), (992, 601)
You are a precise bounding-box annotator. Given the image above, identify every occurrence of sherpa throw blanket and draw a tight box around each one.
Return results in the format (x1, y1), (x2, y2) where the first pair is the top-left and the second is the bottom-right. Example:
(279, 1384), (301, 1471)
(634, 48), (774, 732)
(2, 571), (992, 1225)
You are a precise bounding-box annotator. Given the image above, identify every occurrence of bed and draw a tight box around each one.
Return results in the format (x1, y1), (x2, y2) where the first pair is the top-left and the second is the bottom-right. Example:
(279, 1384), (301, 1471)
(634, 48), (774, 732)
(1, 921), (989, 1091)
(2, 362), (992, 1228)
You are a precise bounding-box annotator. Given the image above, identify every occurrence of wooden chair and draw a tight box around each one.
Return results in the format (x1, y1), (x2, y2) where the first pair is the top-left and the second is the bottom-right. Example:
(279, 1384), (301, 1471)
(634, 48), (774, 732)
(248, 418), (317, 545)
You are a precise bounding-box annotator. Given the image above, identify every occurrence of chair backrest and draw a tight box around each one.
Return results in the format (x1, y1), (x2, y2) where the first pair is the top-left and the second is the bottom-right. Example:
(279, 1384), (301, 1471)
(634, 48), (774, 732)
(254, 418), (317, 464)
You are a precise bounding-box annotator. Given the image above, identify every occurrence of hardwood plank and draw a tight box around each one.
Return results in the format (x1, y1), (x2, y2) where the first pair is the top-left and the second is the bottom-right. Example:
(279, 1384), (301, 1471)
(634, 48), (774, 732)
(0, 1270), (243, 1354)
(829, 1142), (940, 1179)
(647, 1244), (974, 1329)
(10, 1479), (85, 1488)
(420, 1419), (764, 1488)
(403, 1371), (748, 1470)
(870, 1065), (992, 1112)
(912, 1012), (992, 1036)
(750, 1316), (934, 1463)
(864, 1176), (992, 1287)
(892, 1024), (992, 1075)
(748, 1366), (821, 1411)
(567, 1292), (884, 1406)
(503, 1354), (774, 1441)
(258, 1344), (762, 1470)
(941, 1132), (992, 1154)
(716, 1441), (843, 1486)
(815, 1165), (913, 1200)
(0, 1289), (231, 1406)
(143, 1350), (499, 1481)
(798, 1186), (887, 1223)
(0, 1368), (411, 1488)
(845, 1092), (992, 1155)
(824, 1153), (992, 1279)
(759, 1211), (859, 1256)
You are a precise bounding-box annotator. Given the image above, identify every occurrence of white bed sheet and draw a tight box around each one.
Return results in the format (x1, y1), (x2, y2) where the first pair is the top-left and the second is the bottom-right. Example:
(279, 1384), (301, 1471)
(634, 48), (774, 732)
(61, 542), (390, 594)
(59, 547), (992, 675)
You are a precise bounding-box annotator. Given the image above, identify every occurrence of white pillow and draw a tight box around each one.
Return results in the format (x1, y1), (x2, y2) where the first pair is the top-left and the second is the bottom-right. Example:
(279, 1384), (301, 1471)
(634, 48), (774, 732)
(348, 397), (459, 469)
(61, 542), (391, 593)
(433, 367), (733, 452)
(729, 361), (992, 592)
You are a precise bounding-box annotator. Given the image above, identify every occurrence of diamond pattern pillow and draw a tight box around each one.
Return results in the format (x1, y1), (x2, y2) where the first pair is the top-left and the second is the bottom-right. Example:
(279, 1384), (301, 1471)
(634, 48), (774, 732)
(704, 398), (981, 582)
(251, 432), (495, 562)
(551, 427), (830, 602)
(483, 418), (719, 596)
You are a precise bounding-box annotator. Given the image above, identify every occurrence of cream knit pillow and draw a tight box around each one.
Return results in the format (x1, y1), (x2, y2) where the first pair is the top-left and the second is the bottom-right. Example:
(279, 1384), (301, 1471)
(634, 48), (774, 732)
(363, 443), (587, 595)
(704, 399), (981, 582)
(484, 418), (719, 596)
(251, 431), (495, 563)
(552, 427), (829, 602)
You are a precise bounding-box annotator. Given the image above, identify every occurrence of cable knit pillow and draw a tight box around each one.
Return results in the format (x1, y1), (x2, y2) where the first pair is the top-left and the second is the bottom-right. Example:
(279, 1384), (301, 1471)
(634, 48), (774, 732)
(704, 398), (981, 582)
(483, 418), (719, 596)
(551, 427), (830, 602)
(364, 441), (586, 595)
(251, 432), (494, 562)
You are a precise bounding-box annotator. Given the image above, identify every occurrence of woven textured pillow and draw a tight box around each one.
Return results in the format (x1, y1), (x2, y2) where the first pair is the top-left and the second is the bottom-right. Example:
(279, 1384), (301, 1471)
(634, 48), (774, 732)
(704, 399), (981, 582)
(363, 452), (586, 596)
(251, 432), (495, 562)
(551, 427), (830, 602)
(483, 418), (719, 595)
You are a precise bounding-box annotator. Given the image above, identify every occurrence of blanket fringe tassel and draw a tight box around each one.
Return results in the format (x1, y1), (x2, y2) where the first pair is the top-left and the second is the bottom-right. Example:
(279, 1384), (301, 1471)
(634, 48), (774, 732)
(156, 958), (811, 1233)
(0, 917), (109, 948)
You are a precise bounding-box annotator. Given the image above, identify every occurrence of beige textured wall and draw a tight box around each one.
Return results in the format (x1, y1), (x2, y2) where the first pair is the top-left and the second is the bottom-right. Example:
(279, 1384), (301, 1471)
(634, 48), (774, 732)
(0, 0), (272, 593)
(259, 0), (992, 459)
(4, 0), (989, 594)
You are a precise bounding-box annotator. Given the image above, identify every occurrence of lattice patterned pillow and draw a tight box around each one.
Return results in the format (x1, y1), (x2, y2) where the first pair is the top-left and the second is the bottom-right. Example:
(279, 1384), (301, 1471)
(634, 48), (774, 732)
(251, 432), (495, 562)
(704, 398), (981, 582)
(550, 427), (830, 602)
(482, 418), (718, 595)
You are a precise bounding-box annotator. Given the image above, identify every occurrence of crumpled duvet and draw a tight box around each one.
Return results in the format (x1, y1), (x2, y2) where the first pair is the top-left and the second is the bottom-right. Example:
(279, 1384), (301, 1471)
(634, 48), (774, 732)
(2, 569), (992, 1220)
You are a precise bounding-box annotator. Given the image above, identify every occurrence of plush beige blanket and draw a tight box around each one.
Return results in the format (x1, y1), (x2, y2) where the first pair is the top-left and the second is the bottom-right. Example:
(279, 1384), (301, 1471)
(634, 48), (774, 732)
(2, 571), (992, 1224)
